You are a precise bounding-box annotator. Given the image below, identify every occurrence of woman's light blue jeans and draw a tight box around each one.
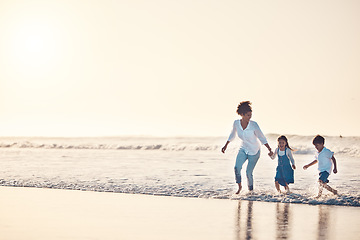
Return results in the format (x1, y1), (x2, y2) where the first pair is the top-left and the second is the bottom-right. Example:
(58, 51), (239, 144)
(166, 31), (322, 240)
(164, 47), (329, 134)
(234, 149), (260, 190)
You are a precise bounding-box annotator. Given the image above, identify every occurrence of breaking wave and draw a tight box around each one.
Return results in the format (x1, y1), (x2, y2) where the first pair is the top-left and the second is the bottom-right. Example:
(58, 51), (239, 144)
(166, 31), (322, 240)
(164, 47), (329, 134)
(0, 135), (360, 157)
(0, 142), (218, 151)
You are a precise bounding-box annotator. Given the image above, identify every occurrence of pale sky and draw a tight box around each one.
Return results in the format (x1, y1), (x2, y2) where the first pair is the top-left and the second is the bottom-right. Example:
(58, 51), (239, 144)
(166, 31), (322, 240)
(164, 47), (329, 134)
(0, 0), (359, 137)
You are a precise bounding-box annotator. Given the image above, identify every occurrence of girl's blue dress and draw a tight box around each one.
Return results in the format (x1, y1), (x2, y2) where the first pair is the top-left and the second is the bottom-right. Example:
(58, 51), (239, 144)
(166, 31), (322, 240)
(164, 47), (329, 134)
(275, 148), (294, 186)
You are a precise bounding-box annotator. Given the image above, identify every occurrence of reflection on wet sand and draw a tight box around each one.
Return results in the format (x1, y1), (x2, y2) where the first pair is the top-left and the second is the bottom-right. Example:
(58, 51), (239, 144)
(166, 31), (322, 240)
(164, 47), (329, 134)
(317, 206), (330, 240)
(234, 200), (333, 240)
(235, 201), (253, 240)
(276, 203), (290, 240)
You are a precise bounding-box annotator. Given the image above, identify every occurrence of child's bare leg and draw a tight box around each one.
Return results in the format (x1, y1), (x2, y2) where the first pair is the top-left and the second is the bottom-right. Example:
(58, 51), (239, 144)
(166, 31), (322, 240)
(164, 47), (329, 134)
(317, 181), (324, 198)
(324, 184), (338, 195)
(284, 183), (290, 194)
(275, 181), (281, 193)
(235, 183), (242, 194)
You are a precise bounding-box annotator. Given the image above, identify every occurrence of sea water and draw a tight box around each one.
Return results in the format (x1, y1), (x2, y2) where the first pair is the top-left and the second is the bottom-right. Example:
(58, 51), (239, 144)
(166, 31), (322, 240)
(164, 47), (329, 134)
(0, 135), (359, 207)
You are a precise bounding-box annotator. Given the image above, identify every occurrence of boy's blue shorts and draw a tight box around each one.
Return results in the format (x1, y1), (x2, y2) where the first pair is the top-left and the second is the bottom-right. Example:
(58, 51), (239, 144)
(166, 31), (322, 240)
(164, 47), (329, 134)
(319, 171), (330, 183)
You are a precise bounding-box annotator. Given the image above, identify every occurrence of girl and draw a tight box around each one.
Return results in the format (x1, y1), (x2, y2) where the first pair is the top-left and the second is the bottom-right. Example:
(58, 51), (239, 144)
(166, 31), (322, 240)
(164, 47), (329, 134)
(269, 135), (296, 193)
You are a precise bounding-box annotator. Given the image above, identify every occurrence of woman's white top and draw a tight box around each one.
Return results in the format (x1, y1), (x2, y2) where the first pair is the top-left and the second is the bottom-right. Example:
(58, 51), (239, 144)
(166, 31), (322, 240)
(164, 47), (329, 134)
(270, 148), (295, 165)
(227, 120), (268, 155)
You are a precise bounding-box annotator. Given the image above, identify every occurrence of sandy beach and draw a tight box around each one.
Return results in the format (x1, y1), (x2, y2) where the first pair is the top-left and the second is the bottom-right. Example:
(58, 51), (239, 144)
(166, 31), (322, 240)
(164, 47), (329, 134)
(0, 186), (359, 240)
(1, 0), (360, 238)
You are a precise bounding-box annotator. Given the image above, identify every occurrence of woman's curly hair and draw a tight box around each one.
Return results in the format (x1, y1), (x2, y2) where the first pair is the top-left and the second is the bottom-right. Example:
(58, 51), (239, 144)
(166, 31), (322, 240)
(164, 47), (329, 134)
(236, 101), (252, 116)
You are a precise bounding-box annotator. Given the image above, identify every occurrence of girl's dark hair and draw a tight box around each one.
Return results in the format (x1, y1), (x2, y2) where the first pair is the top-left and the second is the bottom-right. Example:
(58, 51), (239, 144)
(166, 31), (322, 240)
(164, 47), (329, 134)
(236, 101), (252, 116)
(278, 135), (292, 150)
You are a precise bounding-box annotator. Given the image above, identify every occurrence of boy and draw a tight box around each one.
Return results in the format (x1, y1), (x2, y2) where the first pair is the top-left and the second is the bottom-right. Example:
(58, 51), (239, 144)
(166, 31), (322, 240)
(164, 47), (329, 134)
(303, 135), (338, 197)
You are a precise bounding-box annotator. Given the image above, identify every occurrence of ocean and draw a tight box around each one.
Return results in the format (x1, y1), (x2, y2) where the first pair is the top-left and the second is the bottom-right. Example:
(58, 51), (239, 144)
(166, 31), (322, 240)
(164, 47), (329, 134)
(0, 135), (359, 207)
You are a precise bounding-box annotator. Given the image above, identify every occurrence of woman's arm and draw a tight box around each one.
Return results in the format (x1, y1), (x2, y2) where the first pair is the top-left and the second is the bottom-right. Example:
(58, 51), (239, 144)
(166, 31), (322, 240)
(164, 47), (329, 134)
(264, 143), (273, 156)
(222, 141), (230, 153)
(253, 122), (273, 155)
(253, 122), (268, 145)
(227, 120), (237, 142)
(222, 121), (237, 153)
(269, 148), (277, 159)
(264, 143), (274, 155)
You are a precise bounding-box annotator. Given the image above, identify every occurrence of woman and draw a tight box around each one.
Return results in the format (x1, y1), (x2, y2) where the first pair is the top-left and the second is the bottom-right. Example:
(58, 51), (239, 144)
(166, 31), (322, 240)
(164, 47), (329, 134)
(222, 101), (273, 193)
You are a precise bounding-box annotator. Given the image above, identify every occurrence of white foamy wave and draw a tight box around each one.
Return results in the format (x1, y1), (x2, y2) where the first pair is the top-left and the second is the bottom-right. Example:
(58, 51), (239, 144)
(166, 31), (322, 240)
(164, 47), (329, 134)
(1, 135), (360, 157)
(0, 142), (219, 151)
(1, 179), (358, 207)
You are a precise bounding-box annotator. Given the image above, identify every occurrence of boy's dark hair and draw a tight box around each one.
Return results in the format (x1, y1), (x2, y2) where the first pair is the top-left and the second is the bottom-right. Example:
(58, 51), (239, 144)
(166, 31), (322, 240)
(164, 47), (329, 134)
(313, 135), (325, 145)
(236, 101), (252, 116)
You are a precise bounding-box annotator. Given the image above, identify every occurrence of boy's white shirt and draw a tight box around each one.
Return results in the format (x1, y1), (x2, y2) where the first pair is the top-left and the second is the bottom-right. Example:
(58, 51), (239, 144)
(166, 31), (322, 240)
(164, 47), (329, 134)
(270, 148), (295, 165)
(315, 147), (334, 174)
(227, 120), (268, 155)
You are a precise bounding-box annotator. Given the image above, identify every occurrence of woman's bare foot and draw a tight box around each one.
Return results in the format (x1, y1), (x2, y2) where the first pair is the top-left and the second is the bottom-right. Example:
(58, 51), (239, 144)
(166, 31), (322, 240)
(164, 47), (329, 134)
(235, 183), (242, 194)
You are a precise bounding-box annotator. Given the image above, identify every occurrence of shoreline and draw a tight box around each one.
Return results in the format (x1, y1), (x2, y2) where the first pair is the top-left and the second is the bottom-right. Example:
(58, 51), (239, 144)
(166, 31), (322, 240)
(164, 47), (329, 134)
(1, 184), (358, 207)
(0, 186), (359, 240)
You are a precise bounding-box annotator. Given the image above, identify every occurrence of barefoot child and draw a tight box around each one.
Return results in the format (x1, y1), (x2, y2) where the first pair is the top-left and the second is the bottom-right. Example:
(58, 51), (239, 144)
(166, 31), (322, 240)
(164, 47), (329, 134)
(303, 135), (338, 197)
(269, 135), (296, 193)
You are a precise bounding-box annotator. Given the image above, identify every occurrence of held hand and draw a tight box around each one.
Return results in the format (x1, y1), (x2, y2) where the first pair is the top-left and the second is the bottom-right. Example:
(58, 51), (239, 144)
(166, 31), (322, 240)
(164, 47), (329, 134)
(303, 165), (308, 170)
(268, 150), (274, 157)
(333, 168), (338, 174)
(292, 165), (296, 170)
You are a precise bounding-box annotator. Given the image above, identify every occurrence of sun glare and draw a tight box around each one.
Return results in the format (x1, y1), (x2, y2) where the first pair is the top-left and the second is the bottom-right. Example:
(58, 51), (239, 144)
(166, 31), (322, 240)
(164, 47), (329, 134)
(25, 33), (47, 54)
(9, 19), (61, 77)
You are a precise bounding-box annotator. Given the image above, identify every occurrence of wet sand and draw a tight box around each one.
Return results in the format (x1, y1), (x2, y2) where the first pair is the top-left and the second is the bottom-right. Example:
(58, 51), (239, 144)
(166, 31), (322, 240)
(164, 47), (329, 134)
(0, 186), (358, 240)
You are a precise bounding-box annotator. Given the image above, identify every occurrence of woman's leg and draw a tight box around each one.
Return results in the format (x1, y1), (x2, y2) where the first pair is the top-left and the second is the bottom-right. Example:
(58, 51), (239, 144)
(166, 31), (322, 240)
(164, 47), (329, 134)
(234, 149), (248, 193)
(246, 150), (260, 190)
(236, 183), (242, 194)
